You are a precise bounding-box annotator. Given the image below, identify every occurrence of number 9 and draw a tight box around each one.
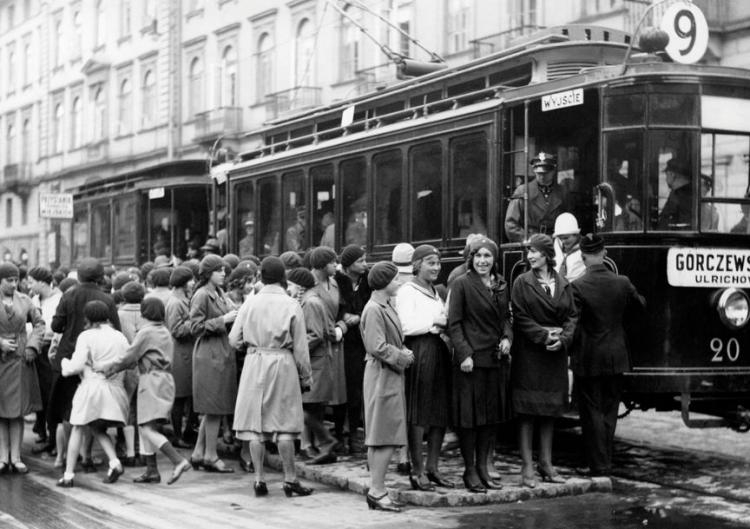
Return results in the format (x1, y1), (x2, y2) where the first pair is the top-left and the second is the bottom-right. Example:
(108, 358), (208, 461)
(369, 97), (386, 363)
(674, 9), (696, 56)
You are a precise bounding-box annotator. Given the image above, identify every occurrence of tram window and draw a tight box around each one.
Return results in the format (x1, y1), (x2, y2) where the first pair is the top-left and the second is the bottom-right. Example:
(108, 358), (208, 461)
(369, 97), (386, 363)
(235, 181), (255, 258)
(113, 196), (137, 261)
(341, 157), (367, 248)
(173, 186), (210, 260)
(310, 165), (335, 249)
(649, 130), (695, 231)
(451, 133), (487, 238)
(650, 94), (698, 126)
(603, 131), (644, 232)
(604, 93), (645, 127)
(410, 142), (442, 242)
(91, 203), (111, 259)
(73, 208), (88, 263)
(149, 192), (173, 259)
(282, 171), (306, 252)
(701, 133), (750, 233)
(258, 177), (281, 255)
(373, 150), (403, 246)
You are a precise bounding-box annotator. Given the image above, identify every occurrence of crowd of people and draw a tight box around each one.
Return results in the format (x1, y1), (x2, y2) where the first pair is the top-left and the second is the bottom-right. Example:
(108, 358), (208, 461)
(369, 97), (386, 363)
(0, 153), (647, 512)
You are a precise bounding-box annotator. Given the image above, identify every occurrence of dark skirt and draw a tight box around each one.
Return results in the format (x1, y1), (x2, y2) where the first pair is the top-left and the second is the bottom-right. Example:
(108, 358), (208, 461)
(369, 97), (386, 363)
(47, 372), (80, 425)
(452, 363), (512, 429)
(404, 334), (452, 428)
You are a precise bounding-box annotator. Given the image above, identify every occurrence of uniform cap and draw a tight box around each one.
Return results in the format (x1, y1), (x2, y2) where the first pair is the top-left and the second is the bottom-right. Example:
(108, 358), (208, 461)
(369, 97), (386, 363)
(530, 152), (557, 169)
(553, 212), (581, 237)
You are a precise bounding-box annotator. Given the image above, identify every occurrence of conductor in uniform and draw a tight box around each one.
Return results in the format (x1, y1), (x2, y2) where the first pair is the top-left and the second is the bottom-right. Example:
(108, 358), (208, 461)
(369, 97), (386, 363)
(505, 152), (572, 242)
(571, 233), (645, 476)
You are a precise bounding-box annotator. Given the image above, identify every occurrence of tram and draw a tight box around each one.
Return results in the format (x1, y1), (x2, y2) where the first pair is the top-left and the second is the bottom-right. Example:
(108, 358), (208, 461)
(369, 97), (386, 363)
(70, 160), (212, 266)
(224, 23), (750, 429)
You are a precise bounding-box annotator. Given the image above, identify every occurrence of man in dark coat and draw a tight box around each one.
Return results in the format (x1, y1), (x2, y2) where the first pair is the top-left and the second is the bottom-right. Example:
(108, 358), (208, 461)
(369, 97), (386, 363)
(571, 234), (645, 476)
(657, 158), (692, 230)
(49, 258), (121, 459)
(504, 152), (573, 242)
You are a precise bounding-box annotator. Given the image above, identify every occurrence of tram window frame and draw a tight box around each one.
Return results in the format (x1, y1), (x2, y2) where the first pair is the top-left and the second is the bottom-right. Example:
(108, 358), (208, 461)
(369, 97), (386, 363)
(281, 170), (306, 253)
(373, 149), (404, 247)
(72, 205), (89, 264)
(409, 141), (443, 244)
(450, 132), (488, 242)
(234, 180), (256, 258)
(310, 164), (336, 249)
(700, 131), (750, 234)
(112, 193), (138, 263)
(601, 130), (645, 233)
(90, 201), (112, 261)
(340, 156), (368, 249)
(257, 175), (281, 256)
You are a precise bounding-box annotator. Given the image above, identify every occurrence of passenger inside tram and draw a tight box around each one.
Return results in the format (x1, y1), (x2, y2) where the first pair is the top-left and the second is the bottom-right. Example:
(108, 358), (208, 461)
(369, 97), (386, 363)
(238, 218), (255, 257)
(319, 212), (335, 248)
(657, 158), (692, 230)
(345, 208), (367, 247)
(731, 192), (750, 234)
(700, 174), (720, 231)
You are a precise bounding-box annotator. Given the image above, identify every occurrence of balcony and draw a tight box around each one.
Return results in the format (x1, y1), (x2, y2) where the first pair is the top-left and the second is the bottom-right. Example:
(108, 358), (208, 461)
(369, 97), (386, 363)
(194, 107), (243, 143)
(265, 87), (321, 121)
(2, 163), (32, 196)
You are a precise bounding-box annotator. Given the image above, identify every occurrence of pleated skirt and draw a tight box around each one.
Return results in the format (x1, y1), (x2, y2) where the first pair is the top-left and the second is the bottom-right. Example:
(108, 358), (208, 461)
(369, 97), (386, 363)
(452, 363), (512, 429)
(404, 334), (452, 428)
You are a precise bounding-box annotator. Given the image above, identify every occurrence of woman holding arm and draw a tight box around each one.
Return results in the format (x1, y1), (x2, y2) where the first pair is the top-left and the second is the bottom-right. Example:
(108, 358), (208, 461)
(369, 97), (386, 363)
(361, 261), (414, 512)
(511, 234), (578, 488)
(448, 237), (513, 493)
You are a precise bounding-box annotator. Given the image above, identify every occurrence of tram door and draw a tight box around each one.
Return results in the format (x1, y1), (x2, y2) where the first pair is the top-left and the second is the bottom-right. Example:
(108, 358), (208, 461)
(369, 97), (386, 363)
(143, 186), (210, 261)
(501, 89), (599, 245)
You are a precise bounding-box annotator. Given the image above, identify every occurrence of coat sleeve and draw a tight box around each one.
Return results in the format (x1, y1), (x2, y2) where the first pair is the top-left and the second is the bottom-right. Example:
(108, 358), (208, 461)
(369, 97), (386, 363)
(105, 329), (144, 373)
(24, 298), (45, 354)
(504, 188), (525, 242)
(558, 285), (579, 351)
(50, 291), (69, 333)
(360, 305), (411, 371)
(448, 280), (474, 364)
(303, 299), (332, 354)
(511, 279), (550, 345)
(227, 298), (250, 349)
(291, 304), (312, 387)
(189, 289), (227, 337)
(166, 299), (192, 341)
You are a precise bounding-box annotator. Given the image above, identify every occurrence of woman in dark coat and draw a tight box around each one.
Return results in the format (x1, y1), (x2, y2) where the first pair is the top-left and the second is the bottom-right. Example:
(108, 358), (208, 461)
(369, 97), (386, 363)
(448, 237), (512, 493)
(188, 255), (238, 472)
(511, 233), (578, 488)
(361, 261), (414, 512)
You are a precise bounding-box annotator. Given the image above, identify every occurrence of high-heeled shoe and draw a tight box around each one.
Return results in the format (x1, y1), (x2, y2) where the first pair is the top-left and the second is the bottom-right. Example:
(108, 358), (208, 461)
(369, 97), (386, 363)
(254, 481), (268, 497)
(537, 464), (566, 484)
(409, 474), (436, 492)
(189, 457), (204, 470)
(520, 466), (538, 489)
(462, 473), (487, 494)
(477, 474), (503, 490)
(366, 491), (401, 512)
(103, 465), (124, 484)
(283, 480), (313, 497)
(56, 476), (74, 488)
(425, 471), (456, 488)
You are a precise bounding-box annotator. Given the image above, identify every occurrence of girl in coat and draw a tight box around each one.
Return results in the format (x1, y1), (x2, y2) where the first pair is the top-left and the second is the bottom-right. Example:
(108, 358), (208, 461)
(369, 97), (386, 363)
(189, 255), (238, 473)
(103, 298), (191, 485)
(361, 261), (414, 512)
(57, 301), (130, 487)
(511, 234), (578, 488)
(230, 256), (314, 497)
(0, 262), (45, 474)
(448, 237), (513, 493)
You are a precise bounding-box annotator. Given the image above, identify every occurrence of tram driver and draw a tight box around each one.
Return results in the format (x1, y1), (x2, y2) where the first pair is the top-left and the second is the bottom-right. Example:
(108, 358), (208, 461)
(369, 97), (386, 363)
(504, 152), (573, 242)
(657, 158), (692, 230)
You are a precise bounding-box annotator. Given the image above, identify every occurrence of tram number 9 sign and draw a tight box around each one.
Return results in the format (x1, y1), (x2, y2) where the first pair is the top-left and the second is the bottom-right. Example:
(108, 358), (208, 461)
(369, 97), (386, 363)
(660, 2), (709, 64)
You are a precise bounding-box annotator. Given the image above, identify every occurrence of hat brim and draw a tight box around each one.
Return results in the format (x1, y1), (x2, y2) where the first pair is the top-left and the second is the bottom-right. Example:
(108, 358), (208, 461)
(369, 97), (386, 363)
(396, 265), (412, 275)
(553, 229), (580, 237)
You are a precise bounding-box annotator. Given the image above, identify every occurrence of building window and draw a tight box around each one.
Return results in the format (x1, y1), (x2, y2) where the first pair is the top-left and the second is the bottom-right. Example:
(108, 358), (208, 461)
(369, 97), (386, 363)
(53, 103), (64, 153)
(118, 78), (132, 135)
(8, 47), (16, 94)
(22, 41), (30, 86)
(188, 56), (203, 117)
(21, 118), (30, 163)
(340, 8), (360, 80)
(95, 0), (106, 48)
(256, 33), (273, 100)
(295, 18), (315, 87)
(141, 69), (155, 128)
(6, 198), (13, 228)
(72, 10), (82, 59)
(219, 45), (237, 107)
(143, 0), (156, 26)
(93, 86), (106, 140)
(71, 96), (82, 148)
(120, 0), (131, 38)
(54, 20), (63, 68)
(7, 4), (15, 29)
(447, 0), (471, 54)
(21, 198), (27, 225)
(512, 0), (537, 28)
(6, 123), (16, 164)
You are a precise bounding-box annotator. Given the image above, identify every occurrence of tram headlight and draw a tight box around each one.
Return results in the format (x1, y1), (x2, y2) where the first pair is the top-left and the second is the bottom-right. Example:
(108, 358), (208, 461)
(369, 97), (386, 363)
(717, 288), (750, 329)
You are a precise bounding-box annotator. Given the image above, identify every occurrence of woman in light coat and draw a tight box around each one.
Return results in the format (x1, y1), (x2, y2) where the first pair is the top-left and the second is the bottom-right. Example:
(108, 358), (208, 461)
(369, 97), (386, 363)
(0, 262), (45, 474)
(361, 261), (414, 512)
(230, 256), (314, 498)
(189, 255), (238, 472)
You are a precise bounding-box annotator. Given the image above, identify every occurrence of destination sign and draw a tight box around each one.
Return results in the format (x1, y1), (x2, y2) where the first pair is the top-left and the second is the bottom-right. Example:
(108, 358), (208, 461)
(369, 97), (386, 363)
(667, 248), (750, 287)
(39, 193), (73, 219)
(542, 88), (583, 112)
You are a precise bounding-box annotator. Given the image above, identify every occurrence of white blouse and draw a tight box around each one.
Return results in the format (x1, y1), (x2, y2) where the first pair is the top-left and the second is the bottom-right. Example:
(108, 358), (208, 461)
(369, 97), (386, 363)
(394, 281), (446, 336)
